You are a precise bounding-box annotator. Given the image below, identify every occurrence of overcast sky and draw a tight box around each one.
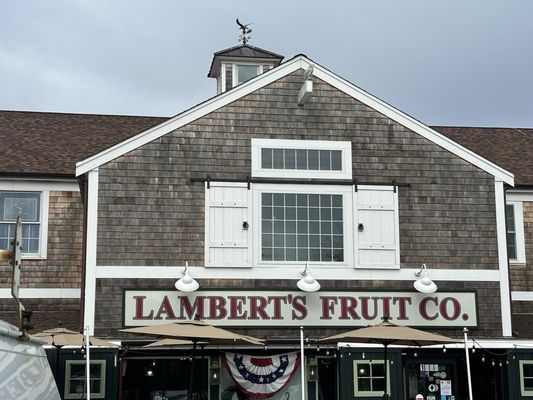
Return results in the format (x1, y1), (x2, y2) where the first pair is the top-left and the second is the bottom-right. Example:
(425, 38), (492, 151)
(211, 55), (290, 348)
(1, 1), (532, 127)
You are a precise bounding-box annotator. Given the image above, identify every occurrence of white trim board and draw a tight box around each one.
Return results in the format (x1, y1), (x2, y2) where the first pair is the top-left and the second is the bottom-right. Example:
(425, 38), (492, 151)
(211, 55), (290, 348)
(512, 292), (533, 301)
(0, 180), (79, 192)
(75, 56), (514, 185)
(96, 266), (500, 282)
(83, 169), (99, 336)
(0, 288), (80, 298)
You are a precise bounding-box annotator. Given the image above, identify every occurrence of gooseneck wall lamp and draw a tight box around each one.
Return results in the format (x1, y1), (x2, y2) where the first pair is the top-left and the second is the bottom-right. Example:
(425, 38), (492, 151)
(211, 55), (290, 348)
(414, 263), (437, 293)
(175, 261), (199, 292)
(297, 263), (321, 292)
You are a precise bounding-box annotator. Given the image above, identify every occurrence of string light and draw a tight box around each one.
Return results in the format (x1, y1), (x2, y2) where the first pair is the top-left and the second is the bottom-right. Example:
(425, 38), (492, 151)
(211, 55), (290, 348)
(362, 352), (366, 359)
(442, 345), (447, 354)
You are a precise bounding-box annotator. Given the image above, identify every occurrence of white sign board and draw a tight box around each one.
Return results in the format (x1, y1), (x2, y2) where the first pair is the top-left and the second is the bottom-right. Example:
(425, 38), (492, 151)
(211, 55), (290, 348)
(123, 290), (477, 327)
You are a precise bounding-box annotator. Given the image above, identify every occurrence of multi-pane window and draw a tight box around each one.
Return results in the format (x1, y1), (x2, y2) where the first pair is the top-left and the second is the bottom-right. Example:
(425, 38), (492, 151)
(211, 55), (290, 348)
(506, 201), (526, 263)
(261, 148), (342, 171)
(0, 192), (41, 254)
(261, 192), (344, 262)
(251, 139), (352, 180)
(354, 361), (388, 397)
(64, 360), (106, 399)
(506, 204), (516, 259)
(520, 360), (533, 396)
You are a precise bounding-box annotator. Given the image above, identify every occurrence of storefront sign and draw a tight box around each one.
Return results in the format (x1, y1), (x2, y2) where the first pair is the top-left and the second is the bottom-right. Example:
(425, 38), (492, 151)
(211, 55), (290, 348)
(123, 290), (477, 327)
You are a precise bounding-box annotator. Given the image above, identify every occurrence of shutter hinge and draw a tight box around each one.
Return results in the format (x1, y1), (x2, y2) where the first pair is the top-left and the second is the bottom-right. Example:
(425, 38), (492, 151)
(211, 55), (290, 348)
(392, 179), (397, 193)
(353, 178), (358, 192)
(247, 175), (251, 190)
(206, 175), (211, 189)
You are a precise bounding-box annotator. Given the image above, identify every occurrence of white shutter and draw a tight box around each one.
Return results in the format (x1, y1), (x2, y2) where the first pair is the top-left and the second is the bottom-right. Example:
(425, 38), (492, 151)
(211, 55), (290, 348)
(355, 186), (399, 268)
(205, 183), (251, 267)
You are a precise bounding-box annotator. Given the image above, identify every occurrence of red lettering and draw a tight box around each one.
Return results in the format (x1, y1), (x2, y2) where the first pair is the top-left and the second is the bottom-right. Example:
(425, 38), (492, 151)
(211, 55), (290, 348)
(154, 295), (176, 320)
(440, 297), (461, 320)
(319, 296), (337, 320)
(393, 297), (411, 320)
(360, 297), (379, 320)
(249, 296), (270, 320)
(133, 296), (154, 320)
(178, 296), (205, 320)
(267, 296), (287, 320)
(209, 296), (227, 319)
(339, 296), (360, 320)
(229, 296), (247, 319)
(292, 296), (307, 320)
(381, 297), (392, 320)
(419, 297), (438, 320)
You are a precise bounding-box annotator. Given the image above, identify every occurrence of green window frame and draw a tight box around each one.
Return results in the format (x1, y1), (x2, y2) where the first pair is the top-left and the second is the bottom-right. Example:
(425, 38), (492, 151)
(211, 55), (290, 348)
(64, 359), (106, 399)
(353, 360), (389, 397)
(520, 360), (533, 396)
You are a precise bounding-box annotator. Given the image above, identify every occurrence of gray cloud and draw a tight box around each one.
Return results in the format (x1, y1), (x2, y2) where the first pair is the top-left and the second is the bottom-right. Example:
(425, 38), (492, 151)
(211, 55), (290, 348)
(1, 0), (532, 127)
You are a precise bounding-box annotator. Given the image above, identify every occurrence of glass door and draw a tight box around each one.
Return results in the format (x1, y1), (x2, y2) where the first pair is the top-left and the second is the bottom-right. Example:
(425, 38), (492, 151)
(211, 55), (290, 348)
(406, 360), (456, 400)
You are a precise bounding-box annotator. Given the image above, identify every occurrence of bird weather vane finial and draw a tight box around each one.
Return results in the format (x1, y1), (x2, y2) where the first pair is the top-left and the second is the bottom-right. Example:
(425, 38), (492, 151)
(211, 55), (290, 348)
(236, 18), (252, 44)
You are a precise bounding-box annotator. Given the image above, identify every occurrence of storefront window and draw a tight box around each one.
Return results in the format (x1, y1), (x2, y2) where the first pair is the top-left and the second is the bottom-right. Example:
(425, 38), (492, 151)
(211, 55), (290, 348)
(520, 360), (533, 396)
(353, 360), (388, 397)
(406, 362), (453, 400)
(64, 360), (106, 399)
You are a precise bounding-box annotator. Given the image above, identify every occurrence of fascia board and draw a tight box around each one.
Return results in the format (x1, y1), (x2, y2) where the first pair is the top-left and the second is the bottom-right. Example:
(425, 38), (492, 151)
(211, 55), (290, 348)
(76, 55), (514, 185)
(308, 61), (515, 185)
(75, 57), (305, 177)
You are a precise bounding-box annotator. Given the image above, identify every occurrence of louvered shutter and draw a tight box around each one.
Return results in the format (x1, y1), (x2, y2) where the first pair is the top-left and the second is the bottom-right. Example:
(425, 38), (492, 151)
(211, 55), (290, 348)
(355, 186), (399, 267)
(205, 184), (251, 266)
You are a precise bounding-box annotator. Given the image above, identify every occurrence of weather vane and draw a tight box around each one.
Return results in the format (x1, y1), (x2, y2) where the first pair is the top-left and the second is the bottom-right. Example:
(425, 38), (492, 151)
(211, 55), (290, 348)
(236, 18), (252, 44)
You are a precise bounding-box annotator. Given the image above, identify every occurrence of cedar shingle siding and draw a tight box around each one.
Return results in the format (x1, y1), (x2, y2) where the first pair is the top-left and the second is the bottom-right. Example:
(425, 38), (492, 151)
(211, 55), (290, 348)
(94, 71), (501, 337)
(0, 191), (83, 328)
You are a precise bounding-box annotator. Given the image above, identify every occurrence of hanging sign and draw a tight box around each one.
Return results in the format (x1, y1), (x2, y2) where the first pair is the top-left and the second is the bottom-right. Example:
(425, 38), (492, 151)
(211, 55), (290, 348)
(123, 290), (477, 327)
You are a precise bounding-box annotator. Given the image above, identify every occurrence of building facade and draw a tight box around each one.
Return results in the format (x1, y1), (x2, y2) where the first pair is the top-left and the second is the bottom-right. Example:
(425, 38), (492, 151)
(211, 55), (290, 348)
(1, 44), (532, 400)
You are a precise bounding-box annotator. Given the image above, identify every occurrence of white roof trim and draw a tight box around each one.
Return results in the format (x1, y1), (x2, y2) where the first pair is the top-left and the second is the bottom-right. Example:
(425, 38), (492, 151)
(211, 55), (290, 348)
(75, 55), (514, 185)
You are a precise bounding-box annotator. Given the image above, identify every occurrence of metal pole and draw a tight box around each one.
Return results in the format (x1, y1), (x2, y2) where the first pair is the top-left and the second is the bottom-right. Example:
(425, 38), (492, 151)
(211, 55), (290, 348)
(300, 326), (305, 400)
(85, 325), (91, 400)
(463, 328), (473, 400)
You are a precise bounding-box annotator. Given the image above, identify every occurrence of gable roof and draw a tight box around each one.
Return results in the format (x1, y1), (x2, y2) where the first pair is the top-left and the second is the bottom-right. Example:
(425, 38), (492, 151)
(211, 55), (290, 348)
(76, 55), (514, 185)
(432, 126), (533, 187)
(207, 44), (284, 77)
(0, 110), (165, 177)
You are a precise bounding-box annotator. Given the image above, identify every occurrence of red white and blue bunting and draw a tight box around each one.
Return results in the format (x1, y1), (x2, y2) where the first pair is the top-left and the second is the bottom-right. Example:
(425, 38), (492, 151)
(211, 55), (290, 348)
(222, 352), (301, 399)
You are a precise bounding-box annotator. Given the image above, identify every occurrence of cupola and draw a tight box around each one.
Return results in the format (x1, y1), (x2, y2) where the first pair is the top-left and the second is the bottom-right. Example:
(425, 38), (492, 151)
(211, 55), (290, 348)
(208, 20), (284, 94)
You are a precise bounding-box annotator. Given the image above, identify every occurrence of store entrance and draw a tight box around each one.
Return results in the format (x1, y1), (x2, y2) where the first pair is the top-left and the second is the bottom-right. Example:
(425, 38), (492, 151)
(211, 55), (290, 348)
(317, 356), (337, 400)
(405, 360), (456, 400)
(122, 357), (208, 400)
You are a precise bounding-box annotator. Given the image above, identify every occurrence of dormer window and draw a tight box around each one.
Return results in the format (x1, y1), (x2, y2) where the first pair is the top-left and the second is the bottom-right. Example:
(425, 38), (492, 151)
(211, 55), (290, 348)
(236, 64), (260, 84)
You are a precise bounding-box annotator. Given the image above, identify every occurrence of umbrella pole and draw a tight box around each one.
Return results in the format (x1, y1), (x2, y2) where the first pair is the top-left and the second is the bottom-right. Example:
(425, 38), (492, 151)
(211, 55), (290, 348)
(85, 326), (91, 400)
(382, 343), (389, 400)
(188, 339), (197, 399)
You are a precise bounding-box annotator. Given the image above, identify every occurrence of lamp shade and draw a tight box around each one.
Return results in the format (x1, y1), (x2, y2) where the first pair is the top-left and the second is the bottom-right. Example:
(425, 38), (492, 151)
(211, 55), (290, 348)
(297, 273), (320, 292)
(414, 270), (437, 293)
(175, 271), (199, 292)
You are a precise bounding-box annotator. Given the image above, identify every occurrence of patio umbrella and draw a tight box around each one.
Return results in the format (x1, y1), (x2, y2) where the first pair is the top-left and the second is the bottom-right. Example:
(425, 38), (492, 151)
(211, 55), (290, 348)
(321, 319), (458, 400)
(34, 327), (116, 400)
(121, 319), (263, 398)
(142, 338), (195, 348)
(34, 328), (115, 347)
